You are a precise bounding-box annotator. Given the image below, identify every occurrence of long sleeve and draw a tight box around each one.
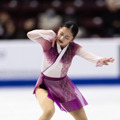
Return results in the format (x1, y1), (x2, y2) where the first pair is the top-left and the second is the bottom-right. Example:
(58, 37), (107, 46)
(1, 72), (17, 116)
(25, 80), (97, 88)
(76, 47), (103, 67)
(27, 29), (56, 51)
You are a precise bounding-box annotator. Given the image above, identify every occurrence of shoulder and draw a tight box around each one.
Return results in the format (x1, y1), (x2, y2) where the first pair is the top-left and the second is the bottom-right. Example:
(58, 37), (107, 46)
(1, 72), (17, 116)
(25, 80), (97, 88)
(69, 42), (82, 55)
(70, 42), (82, 49)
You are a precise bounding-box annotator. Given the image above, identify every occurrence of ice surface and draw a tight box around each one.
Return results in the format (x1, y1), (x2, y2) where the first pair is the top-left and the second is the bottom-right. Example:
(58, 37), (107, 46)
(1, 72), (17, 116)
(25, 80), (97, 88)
(0, 85), (120, 120)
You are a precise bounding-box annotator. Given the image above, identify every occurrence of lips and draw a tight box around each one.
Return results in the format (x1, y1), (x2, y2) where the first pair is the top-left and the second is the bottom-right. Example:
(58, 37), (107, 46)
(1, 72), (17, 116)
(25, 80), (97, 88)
(59, 40), (63, 43)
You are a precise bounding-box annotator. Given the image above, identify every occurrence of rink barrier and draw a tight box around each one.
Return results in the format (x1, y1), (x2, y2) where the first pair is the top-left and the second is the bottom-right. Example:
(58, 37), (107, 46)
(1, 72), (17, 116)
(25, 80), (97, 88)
(0, 39), (119, 80)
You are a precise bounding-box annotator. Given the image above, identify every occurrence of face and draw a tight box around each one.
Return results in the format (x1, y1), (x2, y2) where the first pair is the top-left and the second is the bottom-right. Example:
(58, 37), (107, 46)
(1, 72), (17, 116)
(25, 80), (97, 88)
(56, 27), (74, 48)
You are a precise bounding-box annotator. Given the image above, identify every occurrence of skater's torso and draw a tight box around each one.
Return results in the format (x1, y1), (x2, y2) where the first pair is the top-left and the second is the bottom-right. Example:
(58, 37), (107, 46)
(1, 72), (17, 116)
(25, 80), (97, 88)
(41, 42), (80, 78)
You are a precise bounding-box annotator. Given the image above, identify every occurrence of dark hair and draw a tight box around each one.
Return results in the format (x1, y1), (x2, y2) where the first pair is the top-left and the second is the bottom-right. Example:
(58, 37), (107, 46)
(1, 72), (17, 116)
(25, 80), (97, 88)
(61, 21), (79, 38)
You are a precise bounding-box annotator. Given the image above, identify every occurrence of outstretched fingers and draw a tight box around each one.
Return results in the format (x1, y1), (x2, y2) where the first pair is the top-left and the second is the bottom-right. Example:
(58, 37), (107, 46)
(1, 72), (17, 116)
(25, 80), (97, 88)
(100, 57), (114, 65)
(108, 57), (115, 62)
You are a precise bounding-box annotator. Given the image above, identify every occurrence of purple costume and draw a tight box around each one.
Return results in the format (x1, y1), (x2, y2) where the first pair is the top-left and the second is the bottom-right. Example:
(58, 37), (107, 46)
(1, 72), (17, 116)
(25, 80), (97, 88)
(27, 30), (103, 112)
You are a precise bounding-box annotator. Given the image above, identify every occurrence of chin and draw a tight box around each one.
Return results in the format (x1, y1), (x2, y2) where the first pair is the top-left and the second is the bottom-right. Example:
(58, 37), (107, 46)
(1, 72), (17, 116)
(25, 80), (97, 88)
(57, 41), (63, 45)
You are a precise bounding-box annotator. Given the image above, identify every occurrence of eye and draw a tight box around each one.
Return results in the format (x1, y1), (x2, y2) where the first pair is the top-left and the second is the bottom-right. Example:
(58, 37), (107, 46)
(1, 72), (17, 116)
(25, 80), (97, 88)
(65, 36), (69, 40)
(65, 37), (69, 40)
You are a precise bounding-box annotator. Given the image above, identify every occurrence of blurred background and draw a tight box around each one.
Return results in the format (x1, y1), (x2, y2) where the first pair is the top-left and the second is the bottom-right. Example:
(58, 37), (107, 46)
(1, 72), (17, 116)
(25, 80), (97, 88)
(0, 0), (120, 39)
(0, 0), (120, 120)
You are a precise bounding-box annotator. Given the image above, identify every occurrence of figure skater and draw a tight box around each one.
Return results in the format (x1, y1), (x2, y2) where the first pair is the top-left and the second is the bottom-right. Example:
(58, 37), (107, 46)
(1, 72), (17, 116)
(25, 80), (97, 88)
(27, 21), (114, 120)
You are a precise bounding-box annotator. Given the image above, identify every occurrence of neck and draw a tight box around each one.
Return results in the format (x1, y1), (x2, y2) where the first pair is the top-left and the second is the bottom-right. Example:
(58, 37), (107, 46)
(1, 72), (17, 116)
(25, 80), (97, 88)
(60, 43), (69, 49)
(60, 45), (65, 49)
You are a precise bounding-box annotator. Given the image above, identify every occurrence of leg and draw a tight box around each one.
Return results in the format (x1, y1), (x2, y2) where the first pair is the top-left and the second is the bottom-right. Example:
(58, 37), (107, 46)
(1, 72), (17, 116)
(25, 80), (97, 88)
(69, 107), (88, 120)
(36, 88), (55, 120)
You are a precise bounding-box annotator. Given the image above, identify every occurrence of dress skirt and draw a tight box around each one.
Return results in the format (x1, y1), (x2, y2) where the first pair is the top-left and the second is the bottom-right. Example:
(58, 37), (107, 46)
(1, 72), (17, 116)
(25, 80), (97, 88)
(33, 73), (88, 112)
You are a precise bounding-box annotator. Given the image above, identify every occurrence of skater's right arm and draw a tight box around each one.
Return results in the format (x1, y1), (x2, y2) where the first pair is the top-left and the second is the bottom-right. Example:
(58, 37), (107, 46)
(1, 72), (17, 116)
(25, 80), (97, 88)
(27, 30), (56, 51)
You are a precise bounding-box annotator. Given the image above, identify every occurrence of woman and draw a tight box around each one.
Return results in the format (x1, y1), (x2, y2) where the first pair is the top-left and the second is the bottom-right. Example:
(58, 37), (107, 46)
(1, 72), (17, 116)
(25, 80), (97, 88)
(27, 21), (114, 120)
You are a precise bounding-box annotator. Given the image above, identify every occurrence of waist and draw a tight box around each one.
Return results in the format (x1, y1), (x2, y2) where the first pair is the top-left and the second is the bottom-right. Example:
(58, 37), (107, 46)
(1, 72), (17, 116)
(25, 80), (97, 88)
(41, 72), (66, 81)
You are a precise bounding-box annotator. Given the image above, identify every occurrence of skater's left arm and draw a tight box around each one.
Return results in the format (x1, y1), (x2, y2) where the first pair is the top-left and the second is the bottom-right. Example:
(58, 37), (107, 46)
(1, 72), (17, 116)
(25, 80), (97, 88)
(76, 47), (114, 66)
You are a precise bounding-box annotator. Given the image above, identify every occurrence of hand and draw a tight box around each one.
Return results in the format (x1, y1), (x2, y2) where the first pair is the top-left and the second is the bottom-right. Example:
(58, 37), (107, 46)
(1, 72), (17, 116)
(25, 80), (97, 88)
(52, 41), (55, 48)
(51, 36), (57, 48)
(100, 57), (115, 65)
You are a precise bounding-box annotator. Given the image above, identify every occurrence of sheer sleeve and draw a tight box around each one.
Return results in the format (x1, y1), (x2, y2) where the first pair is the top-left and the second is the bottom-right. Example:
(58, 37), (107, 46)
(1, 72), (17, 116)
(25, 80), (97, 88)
(27, 29), (56, 51)
(76, 46), (104, 67)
